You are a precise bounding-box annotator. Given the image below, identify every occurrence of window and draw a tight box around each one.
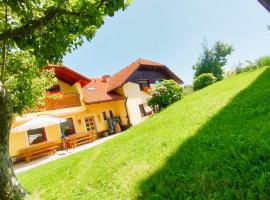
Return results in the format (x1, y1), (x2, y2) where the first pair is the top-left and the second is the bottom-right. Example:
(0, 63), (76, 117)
(60, 118), (76, 136)
(139, 104), (153, 117)
(138, 79), (150, 91)
(109, 110), (114, 118)
(27, 128), (47, 145)
(47, 84), (61, 93)
(85, 116), (96, 132)
(102, 111), (107, 121)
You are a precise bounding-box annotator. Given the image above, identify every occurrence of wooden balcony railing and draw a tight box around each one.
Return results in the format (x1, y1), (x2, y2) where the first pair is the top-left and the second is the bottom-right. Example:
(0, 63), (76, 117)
(45, 93), (81, 111)
(24, 93), (81, 113)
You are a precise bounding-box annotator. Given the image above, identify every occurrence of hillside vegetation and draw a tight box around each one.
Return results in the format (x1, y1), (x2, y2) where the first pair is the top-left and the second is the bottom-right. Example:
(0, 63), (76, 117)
(19, 67), (270, 199)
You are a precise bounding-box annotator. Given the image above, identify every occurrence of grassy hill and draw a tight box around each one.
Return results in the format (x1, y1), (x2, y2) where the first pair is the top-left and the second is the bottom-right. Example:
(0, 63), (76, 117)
(19, 67), (270, 200)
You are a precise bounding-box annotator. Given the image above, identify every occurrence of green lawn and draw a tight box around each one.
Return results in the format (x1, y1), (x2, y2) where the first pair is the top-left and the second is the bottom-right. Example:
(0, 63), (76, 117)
(19, 67), (270, 200)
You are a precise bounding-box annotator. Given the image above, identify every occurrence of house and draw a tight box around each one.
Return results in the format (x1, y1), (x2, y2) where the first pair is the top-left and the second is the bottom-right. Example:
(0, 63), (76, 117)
(10, 65), (128, 158)
(10, 59), (183, 160)
(108, 59), (183, 125)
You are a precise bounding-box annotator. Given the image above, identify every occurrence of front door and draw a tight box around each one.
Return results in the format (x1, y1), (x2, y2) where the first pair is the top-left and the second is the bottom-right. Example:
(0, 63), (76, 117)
(84, 116), (96, 132)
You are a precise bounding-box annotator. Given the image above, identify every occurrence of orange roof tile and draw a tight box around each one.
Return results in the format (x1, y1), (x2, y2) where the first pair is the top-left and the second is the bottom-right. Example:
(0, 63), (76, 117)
(83, 78), (125, 104)
(107, 58), (183, 92)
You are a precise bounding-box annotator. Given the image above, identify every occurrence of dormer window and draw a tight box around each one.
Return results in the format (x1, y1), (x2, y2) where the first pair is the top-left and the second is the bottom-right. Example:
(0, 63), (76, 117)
(138, 79), (150, 91)
(47, 84), (61, 93)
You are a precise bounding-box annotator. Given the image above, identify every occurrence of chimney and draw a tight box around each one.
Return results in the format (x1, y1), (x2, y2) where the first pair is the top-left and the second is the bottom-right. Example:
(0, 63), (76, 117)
(101, 75), (110, 82)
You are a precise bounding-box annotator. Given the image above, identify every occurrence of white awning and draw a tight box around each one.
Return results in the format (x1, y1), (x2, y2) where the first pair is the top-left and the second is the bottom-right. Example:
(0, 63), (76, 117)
(11, 116), (66, 133)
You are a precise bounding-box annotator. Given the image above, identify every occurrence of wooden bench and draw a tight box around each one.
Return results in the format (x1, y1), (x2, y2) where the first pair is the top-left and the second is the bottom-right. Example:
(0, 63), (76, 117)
(21, 141), (57, 162)
(66, 131), (96, 149)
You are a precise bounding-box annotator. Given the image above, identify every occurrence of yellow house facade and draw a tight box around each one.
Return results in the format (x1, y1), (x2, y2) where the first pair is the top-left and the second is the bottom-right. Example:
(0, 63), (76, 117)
(10, 65), (129, 158)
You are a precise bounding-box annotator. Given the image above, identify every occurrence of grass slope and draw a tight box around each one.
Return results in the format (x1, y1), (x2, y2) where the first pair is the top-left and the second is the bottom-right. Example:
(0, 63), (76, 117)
(19, 67), (270, 200)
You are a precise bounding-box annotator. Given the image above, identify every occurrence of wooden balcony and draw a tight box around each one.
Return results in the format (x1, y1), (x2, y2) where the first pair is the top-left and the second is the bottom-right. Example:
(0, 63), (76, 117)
(24, 94), (82, 113)
(44, 93), (81, 111)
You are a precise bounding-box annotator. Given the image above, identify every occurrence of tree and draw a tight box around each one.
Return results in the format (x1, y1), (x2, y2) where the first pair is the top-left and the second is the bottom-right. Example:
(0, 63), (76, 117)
(147, 80), (183, 111)
(0, 1), (130, 199)
(193, 40), (233, 80)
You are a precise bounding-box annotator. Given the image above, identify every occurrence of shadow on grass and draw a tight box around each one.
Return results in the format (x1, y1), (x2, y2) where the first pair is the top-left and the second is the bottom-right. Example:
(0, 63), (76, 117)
(138, 68), (270, 199)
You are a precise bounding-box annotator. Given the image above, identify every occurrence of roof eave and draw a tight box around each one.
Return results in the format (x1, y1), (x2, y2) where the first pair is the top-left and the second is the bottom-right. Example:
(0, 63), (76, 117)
(83, 97), (126, 105)
(44, 64), (91, 87)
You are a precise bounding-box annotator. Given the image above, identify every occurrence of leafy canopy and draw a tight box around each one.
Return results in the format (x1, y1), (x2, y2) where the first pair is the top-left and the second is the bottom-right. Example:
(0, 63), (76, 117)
(193, 40), (233, 80)
(147, 80), (183, 111)
(0, 0), (130, 114)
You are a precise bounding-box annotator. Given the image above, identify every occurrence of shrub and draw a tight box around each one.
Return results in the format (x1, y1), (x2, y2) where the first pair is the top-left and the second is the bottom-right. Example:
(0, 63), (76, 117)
(193, 73), (216, 91)
(256, 56), (270, 68)
(232, 60), (259, 75)
(147, 80), (183, 111)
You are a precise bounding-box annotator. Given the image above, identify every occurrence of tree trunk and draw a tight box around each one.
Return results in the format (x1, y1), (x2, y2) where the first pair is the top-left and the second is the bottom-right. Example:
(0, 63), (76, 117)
(0, 84), (25, 199)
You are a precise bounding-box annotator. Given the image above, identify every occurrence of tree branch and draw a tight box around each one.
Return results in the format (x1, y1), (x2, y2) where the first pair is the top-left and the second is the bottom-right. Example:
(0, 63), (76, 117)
(0, 7), (94, 42)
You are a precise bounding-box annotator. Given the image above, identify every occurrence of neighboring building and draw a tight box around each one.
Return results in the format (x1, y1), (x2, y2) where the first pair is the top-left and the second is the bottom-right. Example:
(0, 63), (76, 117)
(108, 59), (183, 125)
(10, 59), (183, 159)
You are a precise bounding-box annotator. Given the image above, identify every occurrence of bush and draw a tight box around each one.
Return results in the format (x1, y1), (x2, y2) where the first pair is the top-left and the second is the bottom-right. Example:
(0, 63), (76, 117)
(256, 56), (270, 68)
(232, 56), (270, 75)
(147, 80), (183, 111)
(193, 73), (216, 91)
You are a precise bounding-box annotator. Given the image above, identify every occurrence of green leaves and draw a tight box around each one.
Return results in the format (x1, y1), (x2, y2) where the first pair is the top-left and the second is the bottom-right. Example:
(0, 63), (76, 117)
(0, 0), (130, 67)
(4, 50), (56, 115)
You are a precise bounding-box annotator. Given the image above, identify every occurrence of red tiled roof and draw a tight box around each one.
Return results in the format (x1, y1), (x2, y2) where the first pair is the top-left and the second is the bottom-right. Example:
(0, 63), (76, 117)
(45, 64), (91, 87)
(83, 78), (125, 104)
(107, 58), (183, 92)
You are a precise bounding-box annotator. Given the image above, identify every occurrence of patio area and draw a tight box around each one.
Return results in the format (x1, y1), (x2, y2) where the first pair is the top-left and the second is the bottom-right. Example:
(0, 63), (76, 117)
(14, 133), (122, 174)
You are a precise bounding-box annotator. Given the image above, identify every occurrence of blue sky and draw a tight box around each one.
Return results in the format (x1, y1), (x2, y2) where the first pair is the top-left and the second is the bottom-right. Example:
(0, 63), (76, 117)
(64, 0), (270, 85)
